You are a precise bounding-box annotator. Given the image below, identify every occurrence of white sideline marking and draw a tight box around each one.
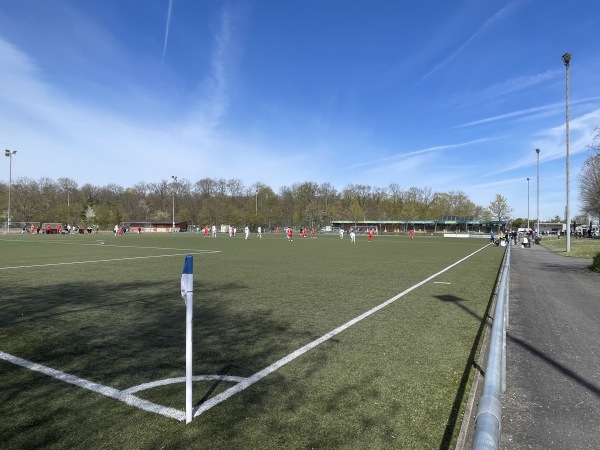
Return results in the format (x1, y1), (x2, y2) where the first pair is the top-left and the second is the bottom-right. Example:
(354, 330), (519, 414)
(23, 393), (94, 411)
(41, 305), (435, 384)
(0, 351), (186, 422)
(0, 237), (212, 253)
(0, 251), (220, 271)
(191, 243), (491, 418)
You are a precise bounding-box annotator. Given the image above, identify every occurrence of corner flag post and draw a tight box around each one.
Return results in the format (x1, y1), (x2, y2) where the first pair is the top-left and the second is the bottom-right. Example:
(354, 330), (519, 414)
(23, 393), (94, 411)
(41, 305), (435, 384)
(181, 255), (194, 423)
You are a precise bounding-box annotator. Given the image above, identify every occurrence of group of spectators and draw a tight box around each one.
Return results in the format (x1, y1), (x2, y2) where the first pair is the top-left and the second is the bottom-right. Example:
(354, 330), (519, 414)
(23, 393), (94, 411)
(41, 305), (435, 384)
(21, 224), (95, 234)
(491, 229), (538, 247)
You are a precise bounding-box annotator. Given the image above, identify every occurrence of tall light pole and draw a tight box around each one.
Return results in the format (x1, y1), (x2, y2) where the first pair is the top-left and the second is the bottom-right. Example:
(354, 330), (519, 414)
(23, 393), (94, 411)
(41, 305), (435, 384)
(563, 52), (571, 252)
(171, 175), (177, 230)
(536, 148), (540, 237)
(527, 177), (530, 229)
(4, 149), (17, 235)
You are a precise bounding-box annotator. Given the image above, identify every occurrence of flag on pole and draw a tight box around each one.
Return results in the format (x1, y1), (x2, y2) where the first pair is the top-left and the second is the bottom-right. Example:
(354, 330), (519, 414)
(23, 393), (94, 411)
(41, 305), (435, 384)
(181, 255), (193, 301)
(180, 255), (194, 424)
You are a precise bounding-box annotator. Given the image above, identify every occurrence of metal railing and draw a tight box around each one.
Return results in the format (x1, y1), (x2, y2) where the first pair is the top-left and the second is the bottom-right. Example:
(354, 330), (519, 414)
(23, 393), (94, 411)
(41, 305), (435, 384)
(472, 244), (511, 449)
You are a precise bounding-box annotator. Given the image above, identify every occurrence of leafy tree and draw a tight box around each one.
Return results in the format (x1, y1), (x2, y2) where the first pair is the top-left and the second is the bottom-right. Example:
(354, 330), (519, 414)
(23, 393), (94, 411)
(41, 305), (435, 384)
(348, 198), (364, 223)
(488, 194), (513, 229)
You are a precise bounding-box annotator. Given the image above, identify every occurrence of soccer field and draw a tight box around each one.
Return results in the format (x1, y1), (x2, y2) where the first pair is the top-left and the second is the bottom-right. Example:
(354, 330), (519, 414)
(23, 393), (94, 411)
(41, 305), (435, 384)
(0, 232), (504, 449)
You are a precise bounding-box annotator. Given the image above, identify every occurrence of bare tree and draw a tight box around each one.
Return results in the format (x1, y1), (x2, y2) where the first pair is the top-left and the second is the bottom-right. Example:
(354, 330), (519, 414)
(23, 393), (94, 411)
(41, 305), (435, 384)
(578, 152), (600, 221)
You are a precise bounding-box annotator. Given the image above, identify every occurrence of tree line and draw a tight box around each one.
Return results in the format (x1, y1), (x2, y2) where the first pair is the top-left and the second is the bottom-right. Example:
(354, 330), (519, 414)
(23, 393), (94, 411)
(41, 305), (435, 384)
(4, 125), (600, 231)
(1, 177), (513, 230)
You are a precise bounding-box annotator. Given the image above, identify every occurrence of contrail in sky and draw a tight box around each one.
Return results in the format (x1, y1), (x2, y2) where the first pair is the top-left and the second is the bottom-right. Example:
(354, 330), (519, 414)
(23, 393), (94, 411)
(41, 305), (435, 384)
(162, 0), (174, 60)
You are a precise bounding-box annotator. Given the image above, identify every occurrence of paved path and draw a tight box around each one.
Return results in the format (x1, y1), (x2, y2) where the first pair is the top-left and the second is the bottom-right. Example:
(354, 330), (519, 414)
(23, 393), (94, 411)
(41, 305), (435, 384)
(500, 244), (600, 449)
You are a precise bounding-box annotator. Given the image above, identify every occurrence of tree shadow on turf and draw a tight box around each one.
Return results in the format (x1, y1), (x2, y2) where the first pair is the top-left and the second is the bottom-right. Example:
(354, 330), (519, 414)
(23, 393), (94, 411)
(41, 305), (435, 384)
(433, 293), (493, 450)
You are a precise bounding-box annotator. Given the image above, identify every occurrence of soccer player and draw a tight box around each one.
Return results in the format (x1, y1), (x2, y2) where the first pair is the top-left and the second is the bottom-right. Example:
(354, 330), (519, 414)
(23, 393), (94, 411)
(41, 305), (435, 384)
(244, 226), (250, 240)
(368, 228), (374, 242)
(287, 227), (293, 241)
(350, 230), (356, 243)
(311, 227), (315, 238)
(257, 226), (262, 238)
(339, 228), (344, 239)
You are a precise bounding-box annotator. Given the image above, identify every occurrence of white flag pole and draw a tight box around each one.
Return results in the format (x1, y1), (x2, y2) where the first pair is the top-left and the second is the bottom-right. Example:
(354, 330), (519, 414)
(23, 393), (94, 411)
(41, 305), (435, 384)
(181, 255), (194, 424)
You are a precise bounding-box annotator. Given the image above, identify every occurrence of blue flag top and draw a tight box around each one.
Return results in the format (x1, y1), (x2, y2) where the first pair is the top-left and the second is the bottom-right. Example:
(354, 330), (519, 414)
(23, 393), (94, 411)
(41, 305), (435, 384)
(181, 255), (194, 299)
(182, 255), (193, 275)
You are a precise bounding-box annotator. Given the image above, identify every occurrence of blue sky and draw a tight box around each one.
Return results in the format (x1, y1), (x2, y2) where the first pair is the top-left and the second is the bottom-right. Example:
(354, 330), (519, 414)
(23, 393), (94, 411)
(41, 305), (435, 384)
(1, 0), (600, 221)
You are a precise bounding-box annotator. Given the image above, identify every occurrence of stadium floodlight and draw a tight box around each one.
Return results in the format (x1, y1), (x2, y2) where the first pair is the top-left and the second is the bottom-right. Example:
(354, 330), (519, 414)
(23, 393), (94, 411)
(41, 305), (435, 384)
(527, 177), (530, 229)
(171, 175), (177, 230)
(536, 148), (540, 236)
(5, 149), (17, 235)
(562, 52), (571, 252)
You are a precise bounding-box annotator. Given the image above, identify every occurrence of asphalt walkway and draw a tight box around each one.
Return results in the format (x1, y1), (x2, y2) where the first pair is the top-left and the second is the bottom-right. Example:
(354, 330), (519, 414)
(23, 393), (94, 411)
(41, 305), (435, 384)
(500, 243), (600, 449)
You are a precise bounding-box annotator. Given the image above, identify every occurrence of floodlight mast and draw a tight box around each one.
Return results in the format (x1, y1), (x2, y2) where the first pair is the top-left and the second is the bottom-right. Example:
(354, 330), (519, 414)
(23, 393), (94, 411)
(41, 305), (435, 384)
(527, 177), (530, 229)
(536, 148), (540, 237)
(171, 175), (178, 230)
(562, 52), (571, 252)
(4, 149), (17, 235)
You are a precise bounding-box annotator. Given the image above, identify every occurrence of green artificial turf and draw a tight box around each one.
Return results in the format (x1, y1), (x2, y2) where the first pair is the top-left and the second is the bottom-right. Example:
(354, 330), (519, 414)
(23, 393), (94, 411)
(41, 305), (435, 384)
(0, 232), (504, 449)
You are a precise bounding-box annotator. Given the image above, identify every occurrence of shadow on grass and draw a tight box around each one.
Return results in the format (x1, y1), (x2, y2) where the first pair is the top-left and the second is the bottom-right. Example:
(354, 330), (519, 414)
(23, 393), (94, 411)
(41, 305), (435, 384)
(1, 278), (315, 377)
(433, 293), (494, 450)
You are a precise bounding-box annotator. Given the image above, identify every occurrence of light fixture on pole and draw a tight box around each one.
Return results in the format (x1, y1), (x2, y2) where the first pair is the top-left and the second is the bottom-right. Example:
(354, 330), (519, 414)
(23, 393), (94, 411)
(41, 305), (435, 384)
(527, 177), (530, 229)
(171, 175), (177, 230)
(562, 52), (571, 252)
(536, 148), (540, 237)
(4, 149), (17, 235)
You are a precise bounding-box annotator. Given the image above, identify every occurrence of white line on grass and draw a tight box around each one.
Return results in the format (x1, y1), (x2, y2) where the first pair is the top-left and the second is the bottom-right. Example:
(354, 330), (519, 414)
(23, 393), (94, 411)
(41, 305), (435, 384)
(191, 243), (492, 418)
(0, 351), (186, 422)
(0, 237), (214, 253)
(0, 251), (220, 271)
(122, 375), (249, 395)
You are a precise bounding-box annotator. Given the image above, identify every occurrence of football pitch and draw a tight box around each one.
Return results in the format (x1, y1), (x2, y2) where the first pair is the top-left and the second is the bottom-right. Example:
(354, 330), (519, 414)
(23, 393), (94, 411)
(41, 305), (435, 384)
(0, 231), (504, 449)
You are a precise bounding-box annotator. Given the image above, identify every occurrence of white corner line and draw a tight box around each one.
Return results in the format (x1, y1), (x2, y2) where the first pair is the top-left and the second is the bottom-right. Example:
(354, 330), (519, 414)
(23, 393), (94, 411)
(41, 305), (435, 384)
(0, 351), (185, 422)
